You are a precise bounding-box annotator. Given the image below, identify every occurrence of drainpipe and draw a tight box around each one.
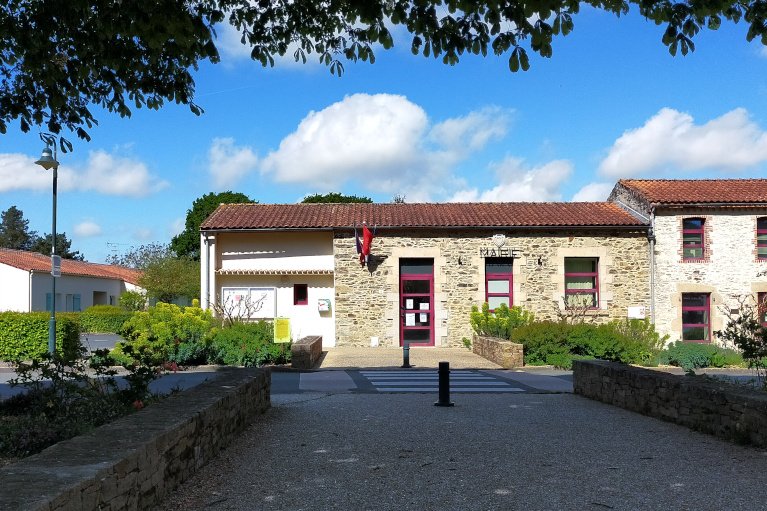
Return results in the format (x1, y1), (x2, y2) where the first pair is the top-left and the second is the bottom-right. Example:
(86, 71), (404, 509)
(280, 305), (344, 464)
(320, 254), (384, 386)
(203, 232), (211, 310)
(649, 208), (656, 324)
(29, 270), (33, 311)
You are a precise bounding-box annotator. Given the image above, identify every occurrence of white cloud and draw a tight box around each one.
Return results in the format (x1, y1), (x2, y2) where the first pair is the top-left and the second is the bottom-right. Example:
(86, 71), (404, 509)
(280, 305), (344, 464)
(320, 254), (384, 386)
(208, 138), (259, 189)
(169, 218), (185, 237)
(261, 93), (508, 196)
(215, 22), (321, 69)
(449, 157), (573, 202)
(0, 149), (167, 197)
(73, 220), (102, 238)
(599, 108), (767, 177)
(760, 46), (767, 59)
(571, 182), (614, 202)
(133, 228), (153, 241)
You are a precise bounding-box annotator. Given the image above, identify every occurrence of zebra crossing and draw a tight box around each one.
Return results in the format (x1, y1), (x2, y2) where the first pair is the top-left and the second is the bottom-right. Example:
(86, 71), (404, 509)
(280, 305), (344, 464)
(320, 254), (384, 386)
(358, 370), (525, 393)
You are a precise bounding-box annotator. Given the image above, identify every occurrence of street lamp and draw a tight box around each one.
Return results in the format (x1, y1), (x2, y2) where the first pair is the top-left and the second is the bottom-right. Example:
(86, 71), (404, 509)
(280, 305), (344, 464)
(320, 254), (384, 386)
(34, 134), (60, 356)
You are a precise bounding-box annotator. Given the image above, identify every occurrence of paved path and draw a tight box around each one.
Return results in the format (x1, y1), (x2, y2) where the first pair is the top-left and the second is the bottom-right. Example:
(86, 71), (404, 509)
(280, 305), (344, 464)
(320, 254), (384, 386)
(164, 390), (767, 511)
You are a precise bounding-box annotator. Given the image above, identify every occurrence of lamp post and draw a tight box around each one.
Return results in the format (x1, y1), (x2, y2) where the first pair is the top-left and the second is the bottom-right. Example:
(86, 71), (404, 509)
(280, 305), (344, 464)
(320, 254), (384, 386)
(34, 134), (60, 356)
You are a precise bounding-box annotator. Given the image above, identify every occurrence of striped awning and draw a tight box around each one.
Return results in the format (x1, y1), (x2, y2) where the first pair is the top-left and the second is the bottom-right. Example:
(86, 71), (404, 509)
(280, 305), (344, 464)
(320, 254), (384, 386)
(216, 269), (333, 276)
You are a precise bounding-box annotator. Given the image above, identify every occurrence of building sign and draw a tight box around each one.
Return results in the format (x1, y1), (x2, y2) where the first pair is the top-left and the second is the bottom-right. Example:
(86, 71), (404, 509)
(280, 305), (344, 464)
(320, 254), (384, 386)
(479, 247), (522, 258)
(221, 287), (276, 319)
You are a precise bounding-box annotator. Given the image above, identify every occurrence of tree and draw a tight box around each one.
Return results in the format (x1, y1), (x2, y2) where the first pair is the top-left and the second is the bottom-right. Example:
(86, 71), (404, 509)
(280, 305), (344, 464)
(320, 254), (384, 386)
(139, 257), (201, 304)
(392, 194), (406, 204)
(3, 1), (765, 147)
(171, 191), (255, 261)
(0, 206), (38, 250)
(30, 233), (84, 261)
(105, 243), (173, 269)
(302, 193), (373, 203)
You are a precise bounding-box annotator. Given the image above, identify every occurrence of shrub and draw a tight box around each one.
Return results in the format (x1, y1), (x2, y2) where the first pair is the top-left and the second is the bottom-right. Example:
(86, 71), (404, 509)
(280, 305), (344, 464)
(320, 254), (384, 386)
(715, 296), (767, 388)
(510, 321), (571, 365)
(209, 322), (291, 366)
(0, 312), (80, 361)
(470, 302), (534, 339)
(119, 290), (147, 312)
(660, 342), (744, 373)
(79, 305), (134, 333)
(115, 302), (215, 365)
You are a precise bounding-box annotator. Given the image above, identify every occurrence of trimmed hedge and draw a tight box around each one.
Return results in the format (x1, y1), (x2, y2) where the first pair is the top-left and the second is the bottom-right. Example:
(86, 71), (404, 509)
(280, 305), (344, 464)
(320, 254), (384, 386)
(659, 342), (744, 372)
(0, 312), (81, 361)
(79, 305), (133, 333)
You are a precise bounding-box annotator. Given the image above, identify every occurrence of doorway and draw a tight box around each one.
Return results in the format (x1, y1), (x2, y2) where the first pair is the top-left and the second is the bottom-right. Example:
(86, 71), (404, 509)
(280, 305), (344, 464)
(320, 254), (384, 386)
(399, 258), (434, 346)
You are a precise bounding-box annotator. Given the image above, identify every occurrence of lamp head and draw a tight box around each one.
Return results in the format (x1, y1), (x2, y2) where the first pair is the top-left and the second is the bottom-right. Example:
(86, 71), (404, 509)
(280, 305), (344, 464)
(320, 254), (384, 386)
(35, 146), (59, 170)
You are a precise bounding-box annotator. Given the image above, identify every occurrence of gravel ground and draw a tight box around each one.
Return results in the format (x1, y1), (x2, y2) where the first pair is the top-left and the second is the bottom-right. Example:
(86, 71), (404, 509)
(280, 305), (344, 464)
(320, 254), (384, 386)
(163, 392), (767, 511)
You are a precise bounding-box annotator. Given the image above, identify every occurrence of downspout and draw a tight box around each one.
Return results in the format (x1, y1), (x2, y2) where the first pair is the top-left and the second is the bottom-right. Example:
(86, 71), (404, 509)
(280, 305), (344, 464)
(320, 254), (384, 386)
(29, 270), (33, 311)
(203, 232), (211, 310)
(649, 207), (656, 324)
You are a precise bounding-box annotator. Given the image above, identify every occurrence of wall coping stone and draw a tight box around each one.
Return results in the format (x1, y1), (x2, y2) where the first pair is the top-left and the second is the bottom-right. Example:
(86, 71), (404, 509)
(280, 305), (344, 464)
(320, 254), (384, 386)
(291, 336), (323, 370)
(0, 367), (270, 511)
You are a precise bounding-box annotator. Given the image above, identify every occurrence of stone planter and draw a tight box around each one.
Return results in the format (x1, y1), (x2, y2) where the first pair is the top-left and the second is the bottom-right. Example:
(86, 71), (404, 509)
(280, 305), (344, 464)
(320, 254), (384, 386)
(472, 335), (524, 368)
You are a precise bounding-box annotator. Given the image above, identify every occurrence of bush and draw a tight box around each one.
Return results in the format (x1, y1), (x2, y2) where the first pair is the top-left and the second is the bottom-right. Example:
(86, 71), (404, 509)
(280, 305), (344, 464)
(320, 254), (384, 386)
(209, 322), (291, 366)
(510, 321), (571, 366)
(79, 305), (134, 333)
(0, 312), (81, 361)
(470, 302), (534, 339)
(119, 290), (147, 312)
(115, 302), (215, 365)
(659, 342), (744, 373)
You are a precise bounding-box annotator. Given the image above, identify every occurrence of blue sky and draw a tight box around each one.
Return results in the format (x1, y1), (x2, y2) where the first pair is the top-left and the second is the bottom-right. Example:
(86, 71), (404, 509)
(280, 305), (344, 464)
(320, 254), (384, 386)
(1, 7), (767, 263)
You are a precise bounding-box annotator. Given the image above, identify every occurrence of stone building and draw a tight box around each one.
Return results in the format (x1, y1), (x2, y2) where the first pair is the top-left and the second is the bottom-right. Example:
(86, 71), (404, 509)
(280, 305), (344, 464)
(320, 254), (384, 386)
(608, 179), (767, 345)
(200, 202), (650, 348)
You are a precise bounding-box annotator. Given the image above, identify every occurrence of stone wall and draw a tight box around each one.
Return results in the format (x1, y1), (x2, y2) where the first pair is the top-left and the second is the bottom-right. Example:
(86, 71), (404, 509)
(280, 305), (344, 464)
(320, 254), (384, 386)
(653, 209), (767, 344)
(0, 368), (270, 511)
(472, 335), (523, 368)
(292, 335), (323, 369)
(573, 360), (767, 447)
(333, 229), (650, 347)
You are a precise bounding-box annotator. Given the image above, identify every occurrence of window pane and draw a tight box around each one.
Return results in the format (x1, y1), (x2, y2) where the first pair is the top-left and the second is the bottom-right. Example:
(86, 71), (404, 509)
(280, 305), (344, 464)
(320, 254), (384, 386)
(566, 293), (596, 308)
(683, 233), (702, 245)
(682, 310), (708, 324)
(403, 280), (430, 294)
(683, 247), (703, 259)
(565, 258), (596, 273)
(485, 257), (513, 274)
(400, 258), (434, 275)
(759, 248), (767, 259)
(402, 297), (430, 310)
(403, 329), (430, 342)
(488, 296), (509, 310)
(683, 218), (704, 229)
(565, 276), (596, 290)
(682, 294), (707, 307)
(683, 327), (709, 341)
(757, 233), (767, 243)
(487, 280), (510, 294)
(758, 218), (767, 230)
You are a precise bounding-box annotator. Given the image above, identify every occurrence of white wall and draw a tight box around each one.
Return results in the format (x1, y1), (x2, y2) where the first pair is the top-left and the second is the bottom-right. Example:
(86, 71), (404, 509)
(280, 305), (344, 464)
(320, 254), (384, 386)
(0, 263), (31, 311)
(217, 274), (336, 347)
(30, 273), (127, 311)
(653, 210), (767, 344)
(217, 231), (334, 272)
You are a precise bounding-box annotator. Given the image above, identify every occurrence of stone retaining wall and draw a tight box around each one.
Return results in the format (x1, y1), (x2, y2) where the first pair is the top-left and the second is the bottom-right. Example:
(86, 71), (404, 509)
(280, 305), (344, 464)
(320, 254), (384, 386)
(0, 367), (270, 511)
(573, 360), (767, 447)
(292, 335), (323, 369)
(472, 335), (523, 368)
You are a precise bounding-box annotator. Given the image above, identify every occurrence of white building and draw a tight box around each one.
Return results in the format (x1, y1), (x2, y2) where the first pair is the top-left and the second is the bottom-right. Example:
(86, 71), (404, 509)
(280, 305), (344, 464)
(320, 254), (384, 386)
(609, 179), (767, 345)
(0, 248), (143, 312)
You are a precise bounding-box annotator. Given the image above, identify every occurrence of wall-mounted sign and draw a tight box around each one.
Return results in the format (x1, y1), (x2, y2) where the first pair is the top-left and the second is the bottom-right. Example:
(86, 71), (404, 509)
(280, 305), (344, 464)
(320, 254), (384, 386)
(221, 287), (276, 319)
(627, 306), (646, 319)
(479, 248), (522, 258)
(492, 234), (507, 248)
(318, 299), (331, 312)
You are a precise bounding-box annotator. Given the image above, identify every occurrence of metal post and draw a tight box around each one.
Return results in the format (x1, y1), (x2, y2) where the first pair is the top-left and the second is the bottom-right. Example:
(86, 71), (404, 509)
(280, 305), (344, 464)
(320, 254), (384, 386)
(401, 341), (411, 368)
(48, 161), (57, 355)
(434, 361), (454, 407)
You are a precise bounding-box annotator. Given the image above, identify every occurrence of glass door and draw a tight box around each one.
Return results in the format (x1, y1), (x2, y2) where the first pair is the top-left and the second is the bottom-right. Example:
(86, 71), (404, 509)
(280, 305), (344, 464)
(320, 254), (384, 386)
(399, 258), (434, 347)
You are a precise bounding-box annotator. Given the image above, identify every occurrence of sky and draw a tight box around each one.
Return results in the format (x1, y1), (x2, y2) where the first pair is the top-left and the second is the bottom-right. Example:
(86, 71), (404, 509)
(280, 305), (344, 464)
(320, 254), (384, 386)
(1, 6), (767, 263)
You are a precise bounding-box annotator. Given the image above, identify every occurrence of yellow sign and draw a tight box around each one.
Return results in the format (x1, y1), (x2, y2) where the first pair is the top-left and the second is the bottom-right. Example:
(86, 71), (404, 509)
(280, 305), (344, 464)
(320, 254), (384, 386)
(273, 317), (291, 343)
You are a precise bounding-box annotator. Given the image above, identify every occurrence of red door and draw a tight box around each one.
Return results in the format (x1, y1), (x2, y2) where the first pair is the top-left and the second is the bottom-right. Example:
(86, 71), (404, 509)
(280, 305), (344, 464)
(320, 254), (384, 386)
(399, 258), (434, 346)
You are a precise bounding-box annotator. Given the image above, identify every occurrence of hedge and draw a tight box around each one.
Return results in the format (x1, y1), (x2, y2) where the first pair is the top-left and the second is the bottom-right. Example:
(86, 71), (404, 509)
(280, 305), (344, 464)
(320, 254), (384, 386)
(0, 312), (81, 361)
(79, 305), (134, 333)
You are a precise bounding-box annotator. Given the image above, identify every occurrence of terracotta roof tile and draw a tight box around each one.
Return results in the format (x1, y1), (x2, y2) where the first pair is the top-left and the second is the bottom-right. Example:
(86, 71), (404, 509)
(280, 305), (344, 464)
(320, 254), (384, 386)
(200, 202), (646, 230)
(619, 179), (767, 205)
(0, 248), (142, 285)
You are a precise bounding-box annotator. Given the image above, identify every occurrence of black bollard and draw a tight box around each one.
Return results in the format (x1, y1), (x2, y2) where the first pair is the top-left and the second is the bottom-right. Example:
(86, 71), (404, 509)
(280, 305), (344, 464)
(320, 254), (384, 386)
(401, 341), (411, 368)
(434, 361), (454, 407)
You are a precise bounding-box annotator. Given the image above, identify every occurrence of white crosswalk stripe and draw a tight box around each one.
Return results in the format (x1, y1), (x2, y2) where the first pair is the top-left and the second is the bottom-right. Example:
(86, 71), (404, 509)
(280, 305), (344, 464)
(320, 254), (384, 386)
(358, 370), (525, 393)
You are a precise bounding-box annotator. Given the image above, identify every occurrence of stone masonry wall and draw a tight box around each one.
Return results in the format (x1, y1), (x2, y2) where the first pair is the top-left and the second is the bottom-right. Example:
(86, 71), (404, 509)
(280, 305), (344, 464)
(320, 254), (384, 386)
(573, 360), (767, 447)
(0, 368), (270, 511)
(333, 229), (650, 347)
(653, 209), (767, 345)
(472, 335), (523, 368)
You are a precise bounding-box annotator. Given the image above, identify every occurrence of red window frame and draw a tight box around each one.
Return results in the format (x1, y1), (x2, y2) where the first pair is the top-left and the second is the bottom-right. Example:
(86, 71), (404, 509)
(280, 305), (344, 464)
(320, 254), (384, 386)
(757, 218), (767, 260)
(293, 284), (308, 305)
(485, 257), (513, 311)
(564, 258), (599, 309)
(681, 293), (710, 343)
(758, 292), (767, 328)
(682, 218), (705, 261)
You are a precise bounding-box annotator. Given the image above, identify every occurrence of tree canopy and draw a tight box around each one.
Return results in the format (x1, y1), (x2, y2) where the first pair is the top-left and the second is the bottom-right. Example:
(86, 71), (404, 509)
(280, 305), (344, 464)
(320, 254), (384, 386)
(139, 256), (201, 304)
(3, 0), (766, 148)
(0, 206), (83, 259)
(171, 191), (255, 260)
(105, 242), (174, 269)
(302, 192), (373, 203)
(30, 232), (84, 261)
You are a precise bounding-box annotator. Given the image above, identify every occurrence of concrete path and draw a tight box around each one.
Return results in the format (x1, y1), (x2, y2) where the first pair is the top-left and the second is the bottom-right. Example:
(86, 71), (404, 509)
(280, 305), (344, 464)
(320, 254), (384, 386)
(164, 391), (767, 511)
(316, 346), (504, 370)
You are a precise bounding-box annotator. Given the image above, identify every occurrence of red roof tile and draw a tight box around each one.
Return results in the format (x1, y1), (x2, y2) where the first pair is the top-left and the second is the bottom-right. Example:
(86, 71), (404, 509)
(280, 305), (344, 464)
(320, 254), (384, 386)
(200, 202), (646, 230)
(0, 248), (142, 285)
(618, 179), (767, 205)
